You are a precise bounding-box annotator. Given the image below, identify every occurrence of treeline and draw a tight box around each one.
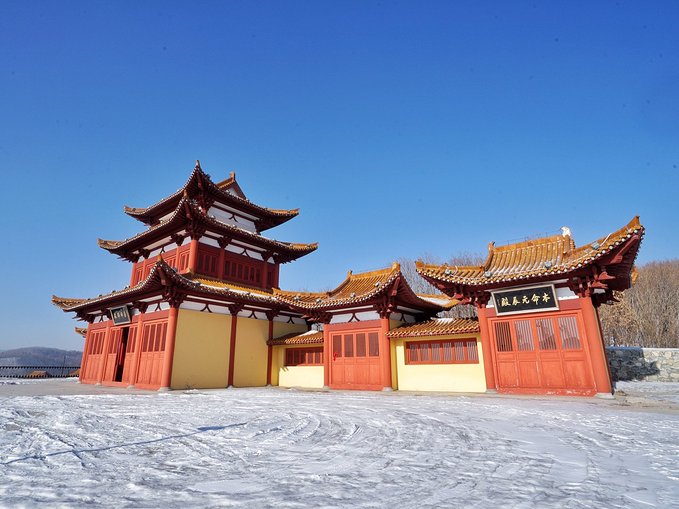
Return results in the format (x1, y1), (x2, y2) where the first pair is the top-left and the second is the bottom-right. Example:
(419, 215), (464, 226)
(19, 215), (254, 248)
(398, 255), (679, 348)
(598, 260), (679, 348)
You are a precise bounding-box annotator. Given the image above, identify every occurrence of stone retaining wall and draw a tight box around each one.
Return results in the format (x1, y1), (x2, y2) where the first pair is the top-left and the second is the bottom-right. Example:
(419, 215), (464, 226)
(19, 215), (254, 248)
(606, 347), (679, 382)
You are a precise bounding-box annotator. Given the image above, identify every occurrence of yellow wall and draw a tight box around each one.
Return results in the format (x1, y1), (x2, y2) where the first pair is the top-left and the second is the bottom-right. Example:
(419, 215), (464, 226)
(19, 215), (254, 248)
(171, 309), (231, 389)
(270, 322), (309, 386)
(388, 320), (403, 390)
(393, 334), (487, 393)
(232, 316), (269, 387)
(275, 344), (325, 388)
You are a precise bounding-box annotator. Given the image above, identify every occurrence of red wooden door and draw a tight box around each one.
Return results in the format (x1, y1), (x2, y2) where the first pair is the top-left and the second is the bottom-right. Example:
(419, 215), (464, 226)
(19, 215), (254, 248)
(135, 320), (168, 389)
(120, 326), (137, 385)
(330, 329), (383, 390)
(82, 328), (107, 383)
(102, 328), (122, 382)
(490, 312), (595, 395)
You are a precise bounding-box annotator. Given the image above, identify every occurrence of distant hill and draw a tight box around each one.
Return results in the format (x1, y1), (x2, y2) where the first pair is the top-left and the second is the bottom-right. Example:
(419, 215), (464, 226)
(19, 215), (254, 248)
(0, 347), (82, 367)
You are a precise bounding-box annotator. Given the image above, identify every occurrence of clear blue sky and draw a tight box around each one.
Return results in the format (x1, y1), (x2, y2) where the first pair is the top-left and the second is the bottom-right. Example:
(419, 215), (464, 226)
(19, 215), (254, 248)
(1, 1), (677, 351)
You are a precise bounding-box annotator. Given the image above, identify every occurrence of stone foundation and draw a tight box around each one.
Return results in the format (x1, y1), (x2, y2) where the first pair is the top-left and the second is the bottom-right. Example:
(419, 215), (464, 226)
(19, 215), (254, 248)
(606, 347), (679, 382)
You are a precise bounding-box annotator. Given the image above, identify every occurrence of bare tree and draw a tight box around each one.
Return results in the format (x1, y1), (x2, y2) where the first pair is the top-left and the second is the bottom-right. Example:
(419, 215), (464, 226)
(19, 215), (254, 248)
(398, 252), (485, 319)
(599, 259), (679, 347)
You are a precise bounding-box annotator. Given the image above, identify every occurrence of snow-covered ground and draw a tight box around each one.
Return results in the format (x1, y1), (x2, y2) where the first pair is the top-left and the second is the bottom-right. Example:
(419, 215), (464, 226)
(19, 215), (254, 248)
(1, 381), (678, 508)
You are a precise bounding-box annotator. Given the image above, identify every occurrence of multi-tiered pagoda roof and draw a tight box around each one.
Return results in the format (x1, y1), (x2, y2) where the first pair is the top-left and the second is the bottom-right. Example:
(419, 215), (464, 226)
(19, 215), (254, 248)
(53, 161), (319, 322)
(122, 164), (300, 231)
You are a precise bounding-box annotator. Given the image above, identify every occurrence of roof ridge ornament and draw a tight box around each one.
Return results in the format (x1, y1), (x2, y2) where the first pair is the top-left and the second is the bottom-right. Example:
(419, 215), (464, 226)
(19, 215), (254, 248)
(195, 159), (201, 170)
(484, 241), (496, 270)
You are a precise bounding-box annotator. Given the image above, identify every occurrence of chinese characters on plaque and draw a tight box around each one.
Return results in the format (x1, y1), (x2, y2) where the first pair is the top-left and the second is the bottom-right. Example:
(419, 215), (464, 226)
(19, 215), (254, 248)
(110, 306), (132, 325)
(491, 285), (559, 316)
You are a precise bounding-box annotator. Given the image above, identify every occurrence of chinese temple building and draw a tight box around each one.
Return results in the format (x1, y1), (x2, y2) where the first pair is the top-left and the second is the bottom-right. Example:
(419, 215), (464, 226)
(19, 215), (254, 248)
(53, 162), (644, 397)
(416, 217), (644, 397)
(53, 162), (318, 390)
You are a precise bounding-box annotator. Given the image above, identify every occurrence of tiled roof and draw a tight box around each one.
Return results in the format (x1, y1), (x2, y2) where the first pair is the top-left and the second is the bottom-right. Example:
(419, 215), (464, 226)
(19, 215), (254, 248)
(267, 330), (324, 346)
(386, 318), (480, 338)
(214, 171), (245, 198)
(52, 259), (284, 313)
(416, 217), (644, 289)
(416, 294), (457, 306)
(52, 297), (88, 310)
(274, 263), (456, 312)
(101, 197), (317, 261)
(188, 276), (275, 299)
(124, 162), (299, 230)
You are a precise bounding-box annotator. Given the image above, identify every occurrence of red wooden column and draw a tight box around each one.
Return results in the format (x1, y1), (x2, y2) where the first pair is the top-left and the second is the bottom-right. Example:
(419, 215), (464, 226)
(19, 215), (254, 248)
(227, 305), (242, 387)
(265, 312), (275, 386)
(476, 306), (497, 391)
(128, 310), (145, 388)
(129, 262), (138, 287)
(272, 263), (280, 288)
(379, 316), (393, 390)
(323, 326), (331, 388)
(579, 296), (613, 395)
(159, 306), (179, 390)
(217, 237), (228, 279)
(595, 305), (615, 392)
(188, 239), (199, 272)
(96, 319), (113, 385)
(79, 324), (92, 383)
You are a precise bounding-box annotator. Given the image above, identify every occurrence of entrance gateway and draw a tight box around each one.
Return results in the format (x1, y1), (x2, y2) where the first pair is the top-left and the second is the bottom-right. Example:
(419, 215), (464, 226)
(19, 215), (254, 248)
(417, 217), (644, 397)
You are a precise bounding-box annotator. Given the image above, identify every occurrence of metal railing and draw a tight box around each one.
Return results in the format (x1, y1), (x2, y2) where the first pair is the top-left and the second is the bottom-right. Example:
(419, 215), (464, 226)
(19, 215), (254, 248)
(0, 366), (81, 379)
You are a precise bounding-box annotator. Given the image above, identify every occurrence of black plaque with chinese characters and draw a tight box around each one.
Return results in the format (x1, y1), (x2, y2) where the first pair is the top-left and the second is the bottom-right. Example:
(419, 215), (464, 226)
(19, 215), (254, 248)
(110, 306), (132, 325)
(491, 285), (559, 316)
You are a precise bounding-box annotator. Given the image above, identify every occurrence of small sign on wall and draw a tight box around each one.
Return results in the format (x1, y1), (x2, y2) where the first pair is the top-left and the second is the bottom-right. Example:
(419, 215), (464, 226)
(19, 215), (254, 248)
(492, 284), (559, 316)
(110, 306), (132, 325)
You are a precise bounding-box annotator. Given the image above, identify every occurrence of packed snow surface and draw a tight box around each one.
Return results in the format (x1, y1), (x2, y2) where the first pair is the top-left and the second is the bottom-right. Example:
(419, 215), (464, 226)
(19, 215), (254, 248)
(1, 381), (678, 508)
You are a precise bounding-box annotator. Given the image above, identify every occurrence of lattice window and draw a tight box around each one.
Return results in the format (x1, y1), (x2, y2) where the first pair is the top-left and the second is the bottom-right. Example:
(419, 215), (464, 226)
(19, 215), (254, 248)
(142, 322), (168, 352)
(89, 330), (107, 355)
(332, 335), (342, 358)
(355, 333), (367, 357)
(515, 320), (535, 351)
(536, 318), (557, 350)
(285, 347), (323, 366)
(197, 251), (218, 277)
(368, 332), (379, 357)
(178, 249), (190, 271)
(109, 329), (121, 354)
(466, 340), (478, 362)
(494, 321), (513, 352)
(126, 328), (137, 353)
(558, 316), (582, 349)
(344, 334), (354, 357)
(405, 339), (479, 364)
